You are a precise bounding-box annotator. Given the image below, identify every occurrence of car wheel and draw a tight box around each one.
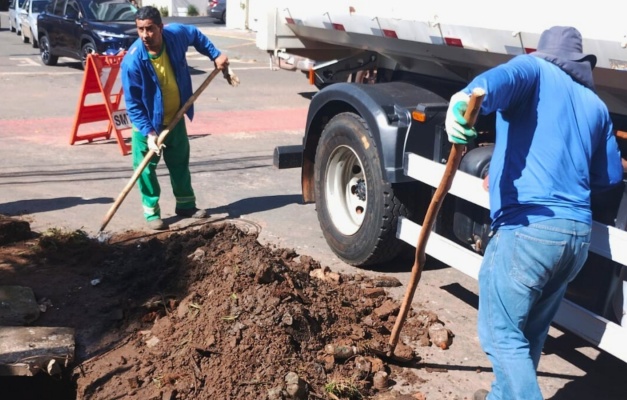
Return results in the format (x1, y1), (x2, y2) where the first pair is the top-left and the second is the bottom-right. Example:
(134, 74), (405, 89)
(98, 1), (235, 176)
(220, 11), (226, 23)
(9, 18), (15, 32)
(313, 112), (415, 266)
(39, 35), (58, 66)
(21, 29), (29, 44)
(81, 42), (96, 70)
(32, 31), (38, 48)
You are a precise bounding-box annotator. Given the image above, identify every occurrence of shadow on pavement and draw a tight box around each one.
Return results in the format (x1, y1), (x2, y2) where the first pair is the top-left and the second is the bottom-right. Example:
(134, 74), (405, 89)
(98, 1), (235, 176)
(0, 196), (113, 215)
(207, 194), (302, 219)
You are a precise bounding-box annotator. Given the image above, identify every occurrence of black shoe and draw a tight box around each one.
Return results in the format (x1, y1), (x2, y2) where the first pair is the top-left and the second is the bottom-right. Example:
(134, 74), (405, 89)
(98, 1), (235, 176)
(147, 218), (169, 231)
(175, 207), (208, 219)
(473, 389), (489, 400)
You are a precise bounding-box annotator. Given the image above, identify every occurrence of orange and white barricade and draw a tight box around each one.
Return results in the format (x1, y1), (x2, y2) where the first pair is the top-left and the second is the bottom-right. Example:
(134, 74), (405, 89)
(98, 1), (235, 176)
(70, 52), (132, 155)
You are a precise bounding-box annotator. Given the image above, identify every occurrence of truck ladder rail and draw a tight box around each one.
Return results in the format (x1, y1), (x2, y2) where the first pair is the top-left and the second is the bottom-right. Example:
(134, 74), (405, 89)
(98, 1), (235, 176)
(399, 152), (627, 363)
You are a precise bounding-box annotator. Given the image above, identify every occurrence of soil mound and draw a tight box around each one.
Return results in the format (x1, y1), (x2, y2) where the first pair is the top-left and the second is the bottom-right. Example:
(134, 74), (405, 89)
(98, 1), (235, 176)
(0, 221), (453, 400)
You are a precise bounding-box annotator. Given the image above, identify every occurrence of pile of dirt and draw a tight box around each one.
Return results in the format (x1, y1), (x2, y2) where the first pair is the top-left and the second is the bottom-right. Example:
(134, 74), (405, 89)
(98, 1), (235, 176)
(0, 220), (454, 400)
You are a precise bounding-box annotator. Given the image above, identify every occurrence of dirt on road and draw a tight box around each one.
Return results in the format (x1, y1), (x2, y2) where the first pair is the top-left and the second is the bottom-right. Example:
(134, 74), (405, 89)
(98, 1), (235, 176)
(0, 215), (454, 400)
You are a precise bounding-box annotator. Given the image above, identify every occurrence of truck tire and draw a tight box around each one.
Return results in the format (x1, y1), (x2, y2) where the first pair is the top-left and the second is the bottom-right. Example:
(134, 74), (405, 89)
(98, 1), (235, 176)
(39, 35), (58, 66)
(314, 112), (410, 267)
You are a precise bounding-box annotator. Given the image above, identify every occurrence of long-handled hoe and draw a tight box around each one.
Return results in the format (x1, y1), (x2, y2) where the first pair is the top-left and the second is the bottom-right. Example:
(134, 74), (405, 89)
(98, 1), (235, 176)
(387, 88), (486, 359)
(96, 67), (239, 242)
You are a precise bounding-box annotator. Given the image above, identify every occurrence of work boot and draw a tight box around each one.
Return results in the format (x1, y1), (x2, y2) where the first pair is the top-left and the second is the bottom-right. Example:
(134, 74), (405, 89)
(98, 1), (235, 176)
(147, 218), (169, 231)
(473, 389), (489, 400)
(175, 207), (208, 219)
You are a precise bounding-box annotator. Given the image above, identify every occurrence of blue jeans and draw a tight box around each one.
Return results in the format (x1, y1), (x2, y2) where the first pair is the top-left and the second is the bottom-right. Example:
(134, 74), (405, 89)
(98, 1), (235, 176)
(478, 219), (591, 400)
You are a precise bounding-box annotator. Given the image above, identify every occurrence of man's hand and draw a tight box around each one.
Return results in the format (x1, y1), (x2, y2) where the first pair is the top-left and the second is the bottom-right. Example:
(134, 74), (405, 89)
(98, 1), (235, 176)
(147, 133), (165, 156)
(213, 54), (229, 70)
(445, 91), (477, 145)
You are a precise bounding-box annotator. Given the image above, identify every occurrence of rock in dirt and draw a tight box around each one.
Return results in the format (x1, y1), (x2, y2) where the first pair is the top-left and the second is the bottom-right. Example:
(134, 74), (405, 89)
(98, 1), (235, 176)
(428, 322), (453, 350)
(367, 275), (402, 288)
(374, 299), (400, 319)
(373, 370), (390, 389)
(0, 285), (40, 325)
(0, 215), (31, 245)
(285, 371), (308, 399)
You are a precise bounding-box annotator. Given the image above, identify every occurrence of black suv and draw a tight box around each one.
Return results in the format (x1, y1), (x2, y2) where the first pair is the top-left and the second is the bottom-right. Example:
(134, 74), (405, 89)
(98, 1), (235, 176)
(37, 0), (139, 68)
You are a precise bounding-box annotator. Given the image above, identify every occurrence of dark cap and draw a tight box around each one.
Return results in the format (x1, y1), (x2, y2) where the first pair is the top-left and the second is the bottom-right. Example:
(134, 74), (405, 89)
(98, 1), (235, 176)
(531, 26), (597, 69)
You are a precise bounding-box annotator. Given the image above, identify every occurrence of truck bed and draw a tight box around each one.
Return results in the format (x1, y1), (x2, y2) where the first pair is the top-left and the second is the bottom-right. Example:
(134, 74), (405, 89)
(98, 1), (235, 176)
(257, 0), (627, 119)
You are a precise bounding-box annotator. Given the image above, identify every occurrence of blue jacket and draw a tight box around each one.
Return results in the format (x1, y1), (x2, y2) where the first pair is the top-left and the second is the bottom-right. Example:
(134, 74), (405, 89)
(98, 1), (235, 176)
(121, 23), (221, 137)
(464, 55), (623, 228)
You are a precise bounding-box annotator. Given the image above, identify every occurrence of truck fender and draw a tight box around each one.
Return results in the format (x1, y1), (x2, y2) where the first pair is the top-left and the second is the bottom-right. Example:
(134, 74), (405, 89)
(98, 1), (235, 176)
(301, 81), (447, 202)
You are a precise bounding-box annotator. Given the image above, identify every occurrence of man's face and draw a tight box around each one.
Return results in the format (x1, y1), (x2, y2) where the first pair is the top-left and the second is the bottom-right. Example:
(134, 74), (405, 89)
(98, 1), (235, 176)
(136, 18), (163, 52)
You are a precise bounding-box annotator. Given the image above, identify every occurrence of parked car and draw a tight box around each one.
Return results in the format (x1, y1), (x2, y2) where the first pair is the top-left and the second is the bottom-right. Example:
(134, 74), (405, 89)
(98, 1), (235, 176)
(8, 0), (27, 34)
(19, 0), (47, 47)
(37, 0), (139, 69)
(207, 0), (225, 23)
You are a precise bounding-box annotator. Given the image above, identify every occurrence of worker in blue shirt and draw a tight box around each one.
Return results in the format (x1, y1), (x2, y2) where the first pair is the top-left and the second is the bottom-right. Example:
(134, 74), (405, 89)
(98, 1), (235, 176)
(445, 26), (623, 400)
(121, 6), (228, 230)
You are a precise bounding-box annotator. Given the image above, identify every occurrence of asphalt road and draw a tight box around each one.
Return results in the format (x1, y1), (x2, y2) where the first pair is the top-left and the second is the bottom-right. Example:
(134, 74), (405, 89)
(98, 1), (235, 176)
(0, 12), (625, 400)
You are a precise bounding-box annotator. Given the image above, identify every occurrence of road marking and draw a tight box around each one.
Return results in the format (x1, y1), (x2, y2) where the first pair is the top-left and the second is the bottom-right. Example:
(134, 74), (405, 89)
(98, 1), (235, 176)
(223, 42), (257, 49)
(201, 32), (256, 42)
(8, 57), (40, 67)
(0, 71), (83, 76)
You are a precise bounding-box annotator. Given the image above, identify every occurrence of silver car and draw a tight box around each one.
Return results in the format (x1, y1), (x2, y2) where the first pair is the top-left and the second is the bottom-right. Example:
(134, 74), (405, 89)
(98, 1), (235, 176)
(8, 0), (27, 35)
(19, 0), (47, 47)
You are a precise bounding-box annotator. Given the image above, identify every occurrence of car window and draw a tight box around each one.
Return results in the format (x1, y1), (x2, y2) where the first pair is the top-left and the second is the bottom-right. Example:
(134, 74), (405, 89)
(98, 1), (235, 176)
(65, 0), (79, 18)
(32, 0), (47, 12)
(53, 0), (65, 15)
(45, 0), (55, 13)
(81, 0), (135, 22)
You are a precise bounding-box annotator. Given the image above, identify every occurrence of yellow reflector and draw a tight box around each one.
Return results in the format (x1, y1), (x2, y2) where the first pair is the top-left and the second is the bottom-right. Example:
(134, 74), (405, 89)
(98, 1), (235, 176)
(412, 111), (426, 122)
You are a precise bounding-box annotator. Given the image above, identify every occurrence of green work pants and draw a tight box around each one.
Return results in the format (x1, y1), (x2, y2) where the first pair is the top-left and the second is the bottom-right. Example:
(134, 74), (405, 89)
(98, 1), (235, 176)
(131, 119), (196, 221)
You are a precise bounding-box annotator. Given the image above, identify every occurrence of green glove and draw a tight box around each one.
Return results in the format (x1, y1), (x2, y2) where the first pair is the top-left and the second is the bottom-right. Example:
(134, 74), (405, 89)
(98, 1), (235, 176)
(445, 92), (478, 144)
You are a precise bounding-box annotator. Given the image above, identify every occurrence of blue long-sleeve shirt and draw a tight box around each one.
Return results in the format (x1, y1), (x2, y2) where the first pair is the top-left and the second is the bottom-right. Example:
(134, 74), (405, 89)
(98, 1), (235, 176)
(121, 23), (221, 137)
(463, 55), (623, 228)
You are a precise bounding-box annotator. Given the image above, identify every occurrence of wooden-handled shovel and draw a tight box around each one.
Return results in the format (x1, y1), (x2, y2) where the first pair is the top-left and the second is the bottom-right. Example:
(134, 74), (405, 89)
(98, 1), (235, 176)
(97, 67), (239, 237)
(387, 88), (485, 356)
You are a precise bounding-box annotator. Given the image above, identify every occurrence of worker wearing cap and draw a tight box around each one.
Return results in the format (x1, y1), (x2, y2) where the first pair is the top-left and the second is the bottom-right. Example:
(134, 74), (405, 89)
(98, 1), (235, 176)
(121, 6), (228, 230)
(445, 26), (623, 400)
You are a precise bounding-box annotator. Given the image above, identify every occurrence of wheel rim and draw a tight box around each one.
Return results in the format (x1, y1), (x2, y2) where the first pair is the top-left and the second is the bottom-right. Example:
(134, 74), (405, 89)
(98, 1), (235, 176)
(82, 45), (95, 68)
(325, 145), (367, 235)
(41, 38), (51, 63)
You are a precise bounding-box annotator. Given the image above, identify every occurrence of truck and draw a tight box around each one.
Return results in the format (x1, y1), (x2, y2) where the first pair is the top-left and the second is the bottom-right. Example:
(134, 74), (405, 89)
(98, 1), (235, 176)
(255, 0), (627, 363)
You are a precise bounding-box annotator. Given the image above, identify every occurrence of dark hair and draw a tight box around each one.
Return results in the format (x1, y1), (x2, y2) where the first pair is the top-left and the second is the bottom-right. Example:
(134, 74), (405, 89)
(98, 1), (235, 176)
(135, 6), (162, 25)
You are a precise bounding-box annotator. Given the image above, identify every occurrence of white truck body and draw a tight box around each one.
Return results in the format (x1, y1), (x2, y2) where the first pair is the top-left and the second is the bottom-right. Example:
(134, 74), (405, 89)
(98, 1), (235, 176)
(257, 0), (627, 115)
(257, 0), (627, 363)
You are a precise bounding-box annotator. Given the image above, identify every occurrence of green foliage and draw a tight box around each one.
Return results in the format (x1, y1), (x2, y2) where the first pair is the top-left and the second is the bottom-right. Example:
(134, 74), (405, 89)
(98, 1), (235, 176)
(159, 6), (168, 17)
(187, 4), (198, 16)
(324, 378), (363, 400)
(38, 228), (90, 251)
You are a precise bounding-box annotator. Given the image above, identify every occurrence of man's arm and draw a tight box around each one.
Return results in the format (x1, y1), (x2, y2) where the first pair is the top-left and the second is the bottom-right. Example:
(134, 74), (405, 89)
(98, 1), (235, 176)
(175, 24), (227, 66)
(121, 60), (156, 137)
(463, 55), (539, 115)
(590, 120), (623, 192)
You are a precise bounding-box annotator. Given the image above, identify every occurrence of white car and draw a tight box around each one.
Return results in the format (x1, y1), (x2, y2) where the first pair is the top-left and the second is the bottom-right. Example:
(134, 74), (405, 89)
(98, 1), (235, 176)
(19, 0), (47, 47)
(8, 0), (27, 35)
